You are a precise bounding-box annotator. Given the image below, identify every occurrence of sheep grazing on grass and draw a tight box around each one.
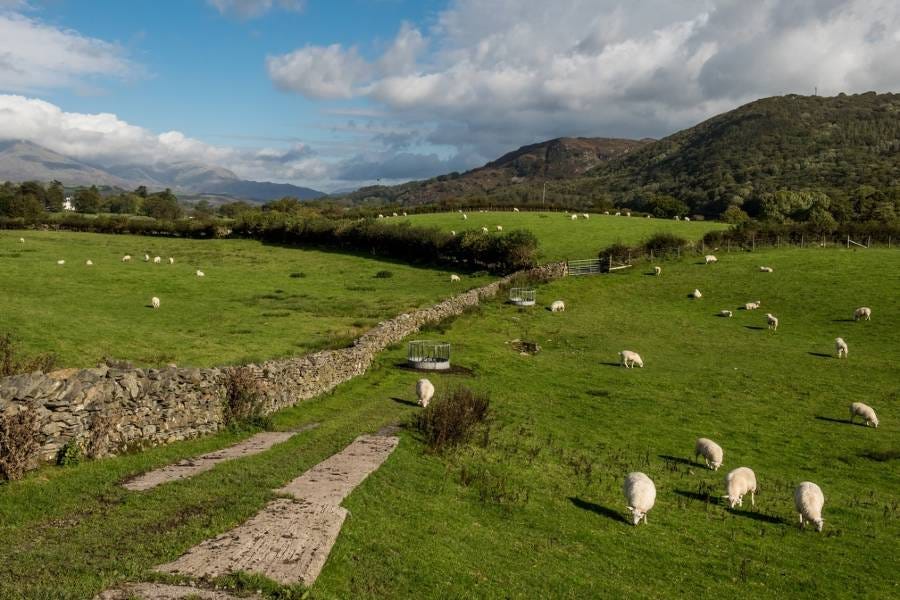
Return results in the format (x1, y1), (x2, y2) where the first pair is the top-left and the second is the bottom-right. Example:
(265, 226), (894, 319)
(377, 214), (384, 219)
(835, 337), (848, 358)
(723, 467), (757, 508)
(168, 257), (174, 265)
(122, 255), (132, 262)
(684, 217), (691, 222)
(690, 289), (702, 299)
(582, 213), (590, 219)
(144, 254), (150, 262)
(646, 214), (651, 218)
(392, 212), (398, 217)
(496, 225), (503, 231)
(513, 207), (519, 212)
(766, 313), (779, 331)
(674, 215), (681, 221)
(695, 438), (724, 471)
(849, 402), (878, 428)
(759, 266), (774, 273)
(571, 214), (578, 221)
(416, 378), (435, 408)
(462, 213), (468, 220)
(719, 309), (733, 318)
(854, 307), (872, 321)
(450, 230), (456, 236)
(744, 301), (761, 311)
(402, 211), (407, 216)
(654, 266), (661, 276)
(625, 212), (631, 217)
(450, 274), (460, 282)
(153, 256), (161, 264)
(56, 259), (65, 265)
(85, 260), (93, 266)
(196, 270), (205, 277)
(705, 255), (718, 264)
(151, 296), (160, 309)
(614, 212), (621, 216)
(603, 210), (610, 215)
(18, 237), (25, 243)
(481, 226), (489, 233)
(794, 482), (825, 531)
(550, 300), (565, 312)
(618, 350), (643, 369)
(624, 472), (656, 526)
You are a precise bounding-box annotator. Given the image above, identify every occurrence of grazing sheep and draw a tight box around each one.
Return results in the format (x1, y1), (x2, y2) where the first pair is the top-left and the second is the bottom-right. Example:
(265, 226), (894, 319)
(168, 257), (174, 264)
(618, 350), (643, 369)
(690, 289), (702, 299)
(450, 274), (460, 282)
(744, 301), (761, 311)
(719, 309), (733, 318)
(759, 266), (774, 273)
(122, 255), (132, 262)
(18, 237), (25, 243)
(835, 337), (848, 358)
(684, 217), (691, 222)
(377, 214), (384, 219)
(674, 215), (681, 221)
(481, 226), (489, 233)
(849, 402), (878, 427)
(582, 213), (590, 219)
(496, 225), (503, 231)
(402, 211), (407, 216)
(144, 254), (150, 262)
(766, 313), (779, 331)
(603, 210), (610, 215)
(646, 214), (651, 218)
(705, 255), (718, 264)
(550, 300), (565, 312)
(57, 259), (65, 265)
(392, 212), (398, 217)
(794, 482), (825, 531)
(624, 472), (656, 526)
(695, 438), (724, 471)
(153, 256), (161, 264)
(450, 230), (456, 236)
(571, 214), (578, 221)
(196, 270), (205, 277)
(462, 213), (468, 220)
(723, 467), (757, 508)
(513, 207), (519, 212)
(853, 307), (872, 321)
(625, 212), (631, 217)
(85, 260), (93, 266)
(416, 378), (435, 407)
(614, 211), (621, 216)
(151, 296), (160, 309)
(654, 266), (661, 276)
(458, 209), (463, 213)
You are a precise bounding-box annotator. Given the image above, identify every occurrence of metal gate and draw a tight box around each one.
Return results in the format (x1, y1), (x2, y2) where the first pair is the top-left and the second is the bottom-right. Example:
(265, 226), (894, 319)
(567, 258), (602, 276)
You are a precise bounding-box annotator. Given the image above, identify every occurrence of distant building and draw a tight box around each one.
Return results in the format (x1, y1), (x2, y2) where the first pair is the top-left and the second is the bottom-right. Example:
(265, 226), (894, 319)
(63, 197), (75, 211)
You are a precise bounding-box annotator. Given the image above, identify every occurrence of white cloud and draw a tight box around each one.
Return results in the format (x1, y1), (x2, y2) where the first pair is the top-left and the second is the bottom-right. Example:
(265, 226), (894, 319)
(207, 0), (305, 19)
(267, 44), (368, 99)
(0, 12), (137, 93)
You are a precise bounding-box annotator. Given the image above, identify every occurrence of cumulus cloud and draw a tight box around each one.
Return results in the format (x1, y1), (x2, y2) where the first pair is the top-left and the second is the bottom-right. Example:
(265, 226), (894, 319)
(267, 44), (368, 99)
(207, 0), (305, 19)
(0, 12), (137, 93)
(0, 95), (329, 184)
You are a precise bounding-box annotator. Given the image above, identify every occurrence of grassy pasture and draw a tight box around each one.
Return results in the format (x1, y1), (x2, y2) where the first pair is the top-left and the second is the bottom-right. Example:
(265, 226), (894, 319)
(395, 210), (728, 262)
(1, 247), (896, 599)
(0, 230), (491, 368)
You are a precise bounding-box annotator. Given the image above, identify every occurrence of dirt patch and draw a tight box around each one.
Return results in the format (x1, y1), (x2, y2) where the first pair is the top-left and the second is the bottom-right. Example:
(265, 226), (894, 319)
(508, 339), (541, 355)
(393, 363), (475, 376)
(95, 582), (260, 599)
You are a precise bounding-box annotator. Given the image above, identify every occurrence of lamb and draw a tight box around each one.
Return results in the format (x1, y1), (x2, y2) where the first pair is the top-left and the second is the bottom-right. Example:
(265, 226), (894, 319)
(122, 255), (132, 262)
(690, 289), (702, 299)
(513, 207), (519, 212)
(571, 214), (578, 221)
(57, 259), (65, 265)
(496, 225), (503, 231)
(196, 270), (205, 277)
(766, 313), (779, 331)
(853, 307), (872, 321)
(416, 378), (435, 408)
(743, 301), (761, 311)
(623, 472), (656, 525)
(759, 266), (774, 273)
(151, 296), (160, 309)
(462, 214), (468, 220)
(794, 482), (825, 531)
(654, 266), (661, 276)
(550, 300), (565, 312)
(582, 213), (589, 219)
(849, 402), (878, 427)
(18, 237), (25, 243)
(695, 438), (724, 471)
(85, 260), (93, 266)
(168, 257), (175, 265)
(450, 274), (460, 282)
(481, 226), (489, 233)
(723, 467), (757, 508)
(705, 255), (718, 264)
(153, 256), (161, 264)
(719, 309), (733, 318)
(835, 337), (848, 358)
(618, 350), (643, 368)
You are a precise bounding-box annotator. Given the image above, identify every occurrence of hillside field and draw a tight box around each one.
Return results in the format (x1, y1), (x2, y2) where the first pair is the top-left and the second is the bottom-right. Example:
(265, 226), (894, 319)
(1, 246), (896, 599)
(395, 210), (728, 262)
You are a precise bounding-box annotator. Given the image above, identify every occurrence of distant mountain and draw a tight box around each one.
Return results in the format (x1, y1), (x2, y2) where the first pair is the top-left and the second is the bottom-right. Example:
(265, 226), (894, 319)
(339, 137), (651, 205)
(0, 140), (325, 202)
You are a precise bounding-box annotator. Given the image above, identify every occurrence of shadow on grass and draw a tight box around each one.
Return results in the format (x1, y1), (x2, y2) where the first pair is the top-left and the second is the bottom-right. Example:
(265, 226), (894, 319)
(808, 352), (833, 359)
(390, 397), (420, 407)
(832, 318), (855, 323)
(726, 507), (786, 525)
(815, 415), (864, 427)
(658, 454), (696, 467)
(598, 361), (624, 368)
(744, 325), (766, 331)
(569, 497), (628, 524)
(675, 489), (721, 505)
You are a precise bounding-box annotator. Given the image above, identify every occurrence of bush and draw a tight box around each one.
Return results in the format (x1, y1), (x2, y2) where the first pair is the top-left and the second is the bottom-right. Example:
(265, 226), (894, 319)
(412, 387), (490, 453)
(0, 332), (57, 376)
(374, 270), (393, 278)
(56, 439), (84, 466)
(0, 409), (40, 481)
(223, 367), (271, 430)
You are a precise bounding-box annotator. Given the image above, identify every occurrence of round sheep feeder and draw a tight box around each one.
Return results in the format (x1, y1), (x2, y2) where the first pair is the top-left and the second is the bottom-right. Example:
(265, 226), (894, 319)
(407, 340), (451, 371)
(509, 287), (536, 307)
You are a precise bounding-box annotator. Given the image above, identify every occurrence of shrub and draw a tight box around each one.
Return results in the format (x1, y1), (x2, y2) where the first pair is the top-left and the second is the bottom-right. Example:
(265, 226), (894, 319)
(0, 332), (57, 376)
(374, 270), (393, 278)
(0, 409), (40, 481)
(56, 439), (84, 466)
(223, 367), (271, 430)
(412, 387), (490, 453)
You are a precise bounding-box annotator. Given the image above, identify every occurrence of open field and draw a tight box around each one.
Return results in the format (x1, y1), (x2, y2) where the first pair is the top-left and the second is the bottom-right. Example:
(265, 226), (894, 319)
(1, 247), (897, 598)
(0, 231), (491, 368)
(395, 210), (728, 262)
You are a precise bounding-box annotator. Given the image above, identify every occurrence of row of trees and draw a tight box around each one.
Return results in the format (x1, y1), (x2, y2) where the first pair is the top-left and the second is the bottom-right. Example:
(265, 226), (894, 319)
(0, 182), (183, 220)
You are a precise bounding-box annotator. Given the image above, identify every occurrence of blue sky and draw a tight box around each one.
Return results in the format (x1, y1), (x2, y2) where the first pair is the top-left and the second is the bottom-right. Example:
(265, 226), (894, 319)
(1, 1), (899, 191)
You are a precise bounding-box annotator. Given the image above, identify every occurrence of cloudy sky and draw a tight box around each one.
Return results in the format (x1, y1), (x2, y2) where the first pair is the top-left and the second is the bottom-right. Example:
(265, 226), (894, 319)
(1, 0), (899, 191)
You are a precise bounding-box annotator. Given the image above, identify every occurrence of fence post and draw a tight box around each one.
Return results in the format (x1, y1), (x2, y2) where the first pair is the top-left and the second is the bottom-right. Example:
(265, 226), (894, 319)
(650, 248), (654, 260)
(752, 234), (755, 252)
(867, 236), (871, 248)
(846, 235), (850, 249)
(800, 234), (804, 248)
(889, 236), (892, 249)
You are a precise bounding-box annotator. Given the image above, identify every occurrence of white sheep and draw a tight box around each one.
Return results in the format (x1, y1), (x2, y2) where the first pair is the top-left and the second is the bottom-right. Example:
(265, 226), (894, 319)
(56, 259), (65, 265)
(196, 270), (205, 277)
(618, 350), (643, 369)
(624, 472), (656, 525)
(705, 255), (718, 264)
(151, 296), (160, 309)
(416, 378), (435, 408)
(723, 467), (757, 508)
(571, 214), (578, 221)
(450, 274), (460, 282)
(759, 266), (774, 273)
(794, 482), (825, 531)
(646, 214), (651, 218)
(625, 212), (631, 217)
(481, 226), (489, 233)
(85, 259), (93, 266)
(377, 214), (384, 219)
(450, 230), (456, 236)
(695, 438), (724, 471)
(614, 212), (621, 216)
(719, 309), (733, 318)
(392, 212), (398, 217)
(766, 313), (779, 331)
(462, 214), (468, 220)
(168, 257), (175, 265)
(496, 225), (503, 231)
(18, 237), (25, 243)
(684, 216), (691, 222)
(853, 307), (872, 321)
(550, 300), (565, 312)
(402, 211), (407, 216)
(582, 213), (590, 219)
(153, 256), (161, 264)
(654, 266), (661, 276)
(603, 210), (610, 215)
(144, 254), (150, 262)
(849, 402), (878, 428)
(674, 215), (681, 221)
(690, 289), (702, 299)
(744, 301), (761, 311)
(122, 255), (132, 262)
(835, 337), (848, 358)
(513, 207), (519, 212)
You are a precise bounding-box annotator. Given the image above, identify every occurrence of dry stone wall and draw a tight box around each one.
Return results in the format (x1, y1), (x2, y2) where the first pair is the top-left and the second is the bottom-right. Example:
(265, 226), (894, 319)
(0, 262), (566, 467)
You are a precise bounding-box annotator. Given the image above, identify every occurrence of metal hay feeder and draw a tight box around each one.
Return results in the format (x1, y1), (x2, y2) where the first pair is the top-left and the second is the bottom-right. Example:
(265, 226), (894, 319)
(407, 340), (451, 370)
(509, 287), (536, 306)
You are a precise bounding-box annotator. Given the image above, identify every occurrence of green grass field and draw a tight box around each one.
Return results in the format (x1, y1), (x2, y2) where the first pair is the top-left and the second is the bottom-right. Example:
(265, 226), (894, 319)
(396, 210), (728, 262)
(0, 231), (492, 368)
(1, 246), (896, 599)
